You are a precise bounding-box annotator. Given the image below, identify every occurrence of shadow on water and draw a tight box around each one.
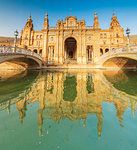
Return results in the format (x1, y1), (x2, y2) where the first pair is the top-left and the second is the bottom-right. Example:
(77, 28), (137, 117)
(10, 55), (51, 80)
(103, 70), (137, 96)
(0, 70), (40, 104)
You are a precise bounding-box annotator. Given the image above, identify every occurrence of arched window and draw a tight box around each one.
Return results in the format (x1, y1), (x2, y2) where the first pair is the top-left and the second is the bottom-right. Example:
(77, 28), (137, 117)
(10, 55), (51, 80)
(104, 33), (107, 38)
(25, 35), (28, 40)
(100, 48), (103, 56)
(40, 35), (42, 39)
(36, 35), (39, 39)
(105, 48), (109, 53)
(33, 49), (37, 53)
(39, 49), (42, 56)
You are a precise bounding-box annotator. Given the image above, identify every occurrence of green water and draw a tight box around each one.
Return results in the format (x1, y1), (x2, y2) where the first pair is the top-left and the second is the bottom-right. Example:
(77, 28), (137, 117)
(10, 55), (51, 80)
(0, 69), (137, 150)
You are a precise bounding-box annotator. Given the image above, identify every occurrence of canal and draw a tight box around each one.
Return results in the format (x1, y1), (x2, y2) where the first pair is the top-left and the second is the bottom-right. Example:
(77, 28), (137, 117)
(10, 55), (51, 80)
(0, 69), (137, 150)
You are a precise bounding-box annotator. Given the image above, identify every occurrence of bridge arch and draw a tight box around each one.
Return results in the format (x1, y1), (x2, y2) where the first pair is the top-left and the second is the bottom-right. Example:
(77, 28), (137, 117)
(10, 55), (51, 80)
(102, 56), (137, 68)
(0, 46), (43, 68)
(97, 45), (137, 68)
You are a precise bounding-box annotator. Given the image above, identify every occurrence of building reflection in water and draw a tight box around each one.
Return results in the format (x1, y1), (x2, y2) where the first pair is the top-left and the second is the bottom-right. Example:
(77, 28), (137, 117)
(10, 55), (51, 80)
(1, 69), (137, 140)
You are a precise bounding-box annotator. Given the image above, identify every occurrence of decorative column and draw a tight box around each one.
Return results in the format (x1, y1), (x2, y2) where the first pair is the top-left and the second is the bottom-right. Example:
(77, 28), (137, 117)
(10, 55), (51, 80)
(54, 32), (59, 63)
(50, 46), (52, 61)
(59, 31), (63, 64)
(77, 31), (82, 64)
(82, 32), (87, 64)
(42, 32), (48, 64)
(48, 46), (51, 61)
(51, 46), (54, 61)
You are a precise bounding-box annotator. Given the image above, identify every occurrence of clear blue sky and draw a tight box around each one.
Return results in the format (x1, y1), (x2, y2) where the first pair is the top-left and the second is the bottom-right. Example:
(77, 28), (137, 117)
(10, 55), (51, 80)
(0, 0), (137, 37)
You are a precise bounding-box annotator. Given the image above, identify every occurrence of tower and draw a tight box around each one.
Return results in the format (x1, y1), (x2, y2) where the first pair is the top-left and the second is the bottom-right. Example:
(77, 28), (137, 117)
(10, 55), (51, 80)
(25, 14), (33, 30)
(110, 12), (121, 29)
(20, 14), (34, 47)
(93, 11), (99, 29)
(43, 12), (49, 30)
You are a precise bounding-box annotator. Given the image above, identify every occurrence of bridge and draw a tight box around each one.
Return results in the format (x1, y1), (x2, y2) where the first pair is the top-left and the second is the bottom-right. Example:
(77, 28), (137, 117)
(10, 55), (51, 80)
(0, 46), (43, 68)
(96, 45), (137, 67)
(1, 45), (137, 68)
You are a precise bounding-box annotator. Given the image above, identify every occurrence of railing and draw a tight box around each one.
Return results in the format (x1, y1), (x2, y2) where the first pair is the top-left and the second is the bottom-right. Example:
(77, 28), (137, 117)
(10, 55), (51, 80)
(100, 45), (137, 60)
(0, 46), (42, 61)
(49, 26), (93, 30)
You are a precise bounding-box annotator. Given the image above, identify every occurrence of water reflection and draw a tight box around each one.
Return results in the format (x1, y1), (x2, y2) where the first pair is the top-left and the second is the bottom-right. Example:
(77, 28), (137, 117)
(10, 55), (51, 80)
(0, 69), (137, 140)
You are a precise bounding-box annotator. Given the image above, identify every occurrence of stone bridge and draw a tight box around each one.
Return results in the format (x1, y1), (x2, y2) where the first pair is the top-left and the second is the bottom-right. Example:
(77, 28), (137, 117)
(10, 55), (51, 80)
(0, 46), (43, 68)
(96, 45), (137, 68)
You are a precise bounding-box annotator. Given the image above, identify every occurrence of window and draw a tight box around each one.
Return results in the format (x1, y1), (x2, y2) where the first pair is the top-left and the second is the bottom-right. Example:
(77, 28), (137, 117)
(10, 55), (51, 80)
(104, 33), (107, 38)
(110, 34), (113, 38)
(25, 35), (28, 40)
(105, 48), (109, 53)
(100, 33), (103, 38)
(100, 48), (103, 56)
(40, 35), (42, 39)
(36, 41), (40, 46)
(103, 41), (106, 45)
(36, 35), (39, 39)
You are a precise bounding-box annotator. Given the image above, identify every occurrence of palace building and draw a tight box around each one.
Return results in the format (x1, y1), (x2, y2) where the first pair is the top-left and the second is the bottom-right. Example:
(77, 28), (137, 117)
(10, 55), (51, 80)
(19, 12), (126, 64)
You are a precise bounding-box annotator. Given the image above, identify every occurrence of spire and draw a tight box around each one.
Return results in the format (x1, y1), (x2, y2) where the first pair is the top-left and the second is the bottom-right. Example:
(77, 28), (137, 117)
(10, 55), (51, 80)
(70, 8), (72, 16)
(29, 13), (31, 19)
(93, 11), (99, 29)
(45, 12), (48, 19)
(43, 12), (49, 29)
(113, 11), (115, 17)
(95, 11), (97, 17)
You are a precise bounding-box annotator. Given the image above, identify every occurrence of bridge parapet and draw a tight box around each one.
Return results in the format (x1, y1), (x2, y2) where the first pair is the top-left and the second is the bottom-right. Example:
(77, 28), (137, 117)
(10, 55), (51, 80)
(99, 45), (137, 60)
(0, 46), (42, 61)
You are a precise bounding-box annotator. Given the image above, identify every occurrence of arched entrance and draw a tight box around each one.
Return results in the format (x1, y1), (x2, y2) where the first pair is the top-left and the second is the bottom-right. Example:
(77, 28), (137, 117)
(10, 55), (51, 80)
(64, 37), (77, 61)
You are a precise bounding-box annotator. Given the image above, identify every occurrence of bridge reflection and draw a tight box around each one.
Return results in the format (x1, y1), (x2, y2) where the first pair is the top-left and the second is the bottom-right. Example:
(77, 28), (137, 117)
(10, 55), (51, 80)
(0, 69), (137, 140)
(0, 70), (40, 111)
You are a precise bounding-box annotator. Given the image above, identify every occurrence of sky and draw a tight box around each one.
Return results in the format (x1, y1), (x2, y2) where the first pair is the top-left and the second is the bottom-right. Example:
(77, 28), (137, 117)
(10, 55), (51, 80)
(0, 0), (137, 37)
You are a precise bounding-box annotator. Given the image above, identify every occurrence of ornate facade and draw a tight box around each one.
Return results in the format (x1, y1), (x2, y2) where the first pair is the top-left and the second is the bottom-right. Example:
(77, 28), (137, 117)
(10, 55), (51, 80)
(20, 12), (126, 64)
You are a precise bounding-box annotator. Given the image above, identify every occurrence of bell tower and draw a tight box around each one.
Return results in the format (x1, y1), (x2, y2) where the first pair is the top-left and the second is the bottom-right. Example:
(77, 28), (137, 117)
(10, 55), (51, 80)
(43, 12), (49, 30)
(93, 11), (99, 29)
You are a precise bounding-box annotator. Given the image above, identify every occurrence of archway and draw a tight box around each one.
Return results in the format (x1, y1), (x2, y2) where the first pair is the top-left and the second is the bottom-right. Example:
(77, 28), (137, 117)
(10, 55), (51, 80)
(64, 37), (77, 60)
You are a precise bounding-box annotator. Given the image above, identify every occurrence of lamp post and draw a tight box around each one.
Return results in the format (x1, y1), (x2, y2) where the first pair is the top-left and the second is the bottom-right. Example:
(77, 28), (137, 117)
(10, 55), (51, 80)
(14, 30), (18, 53)
(126, 28), (130, 45)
